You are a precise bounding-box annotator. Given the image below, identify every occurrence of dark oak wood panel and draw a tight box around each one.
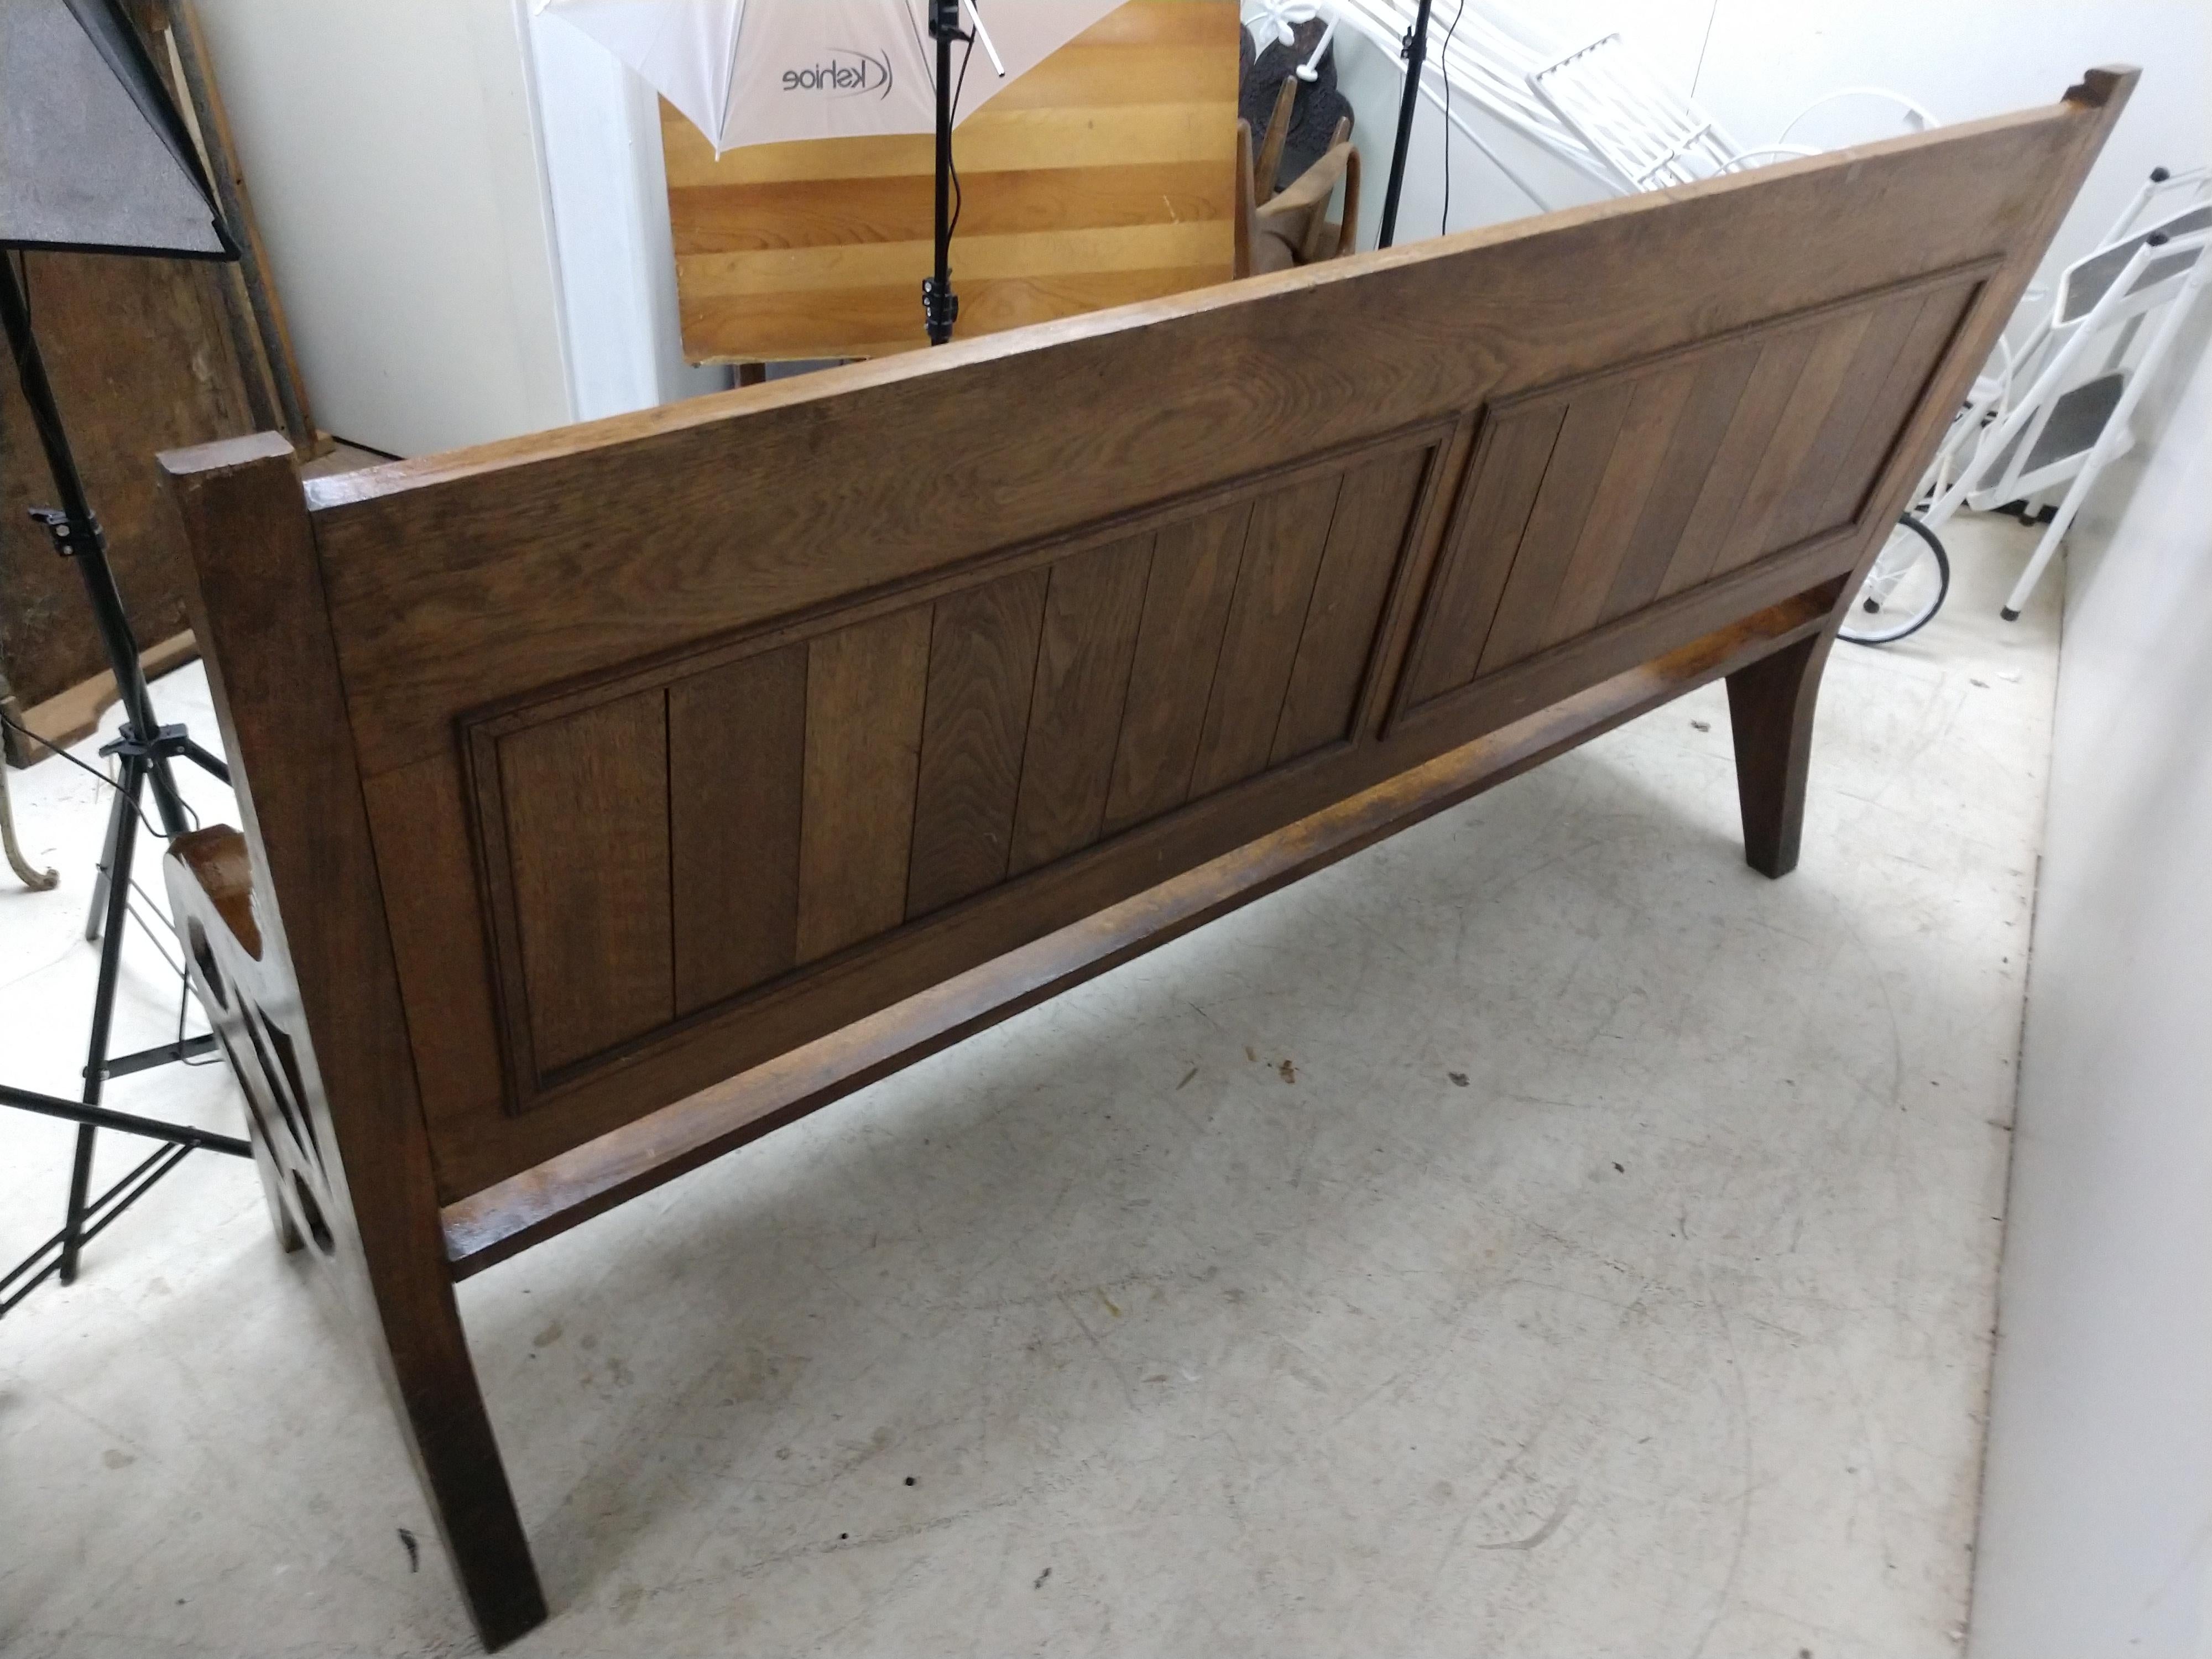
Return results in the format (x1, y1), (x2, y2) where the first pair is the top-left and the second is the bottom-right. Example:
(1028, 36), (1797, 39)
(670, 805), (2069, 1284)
(1395, 405), (1568, 708)
(1477, 380), (1639, 675)
(156, 71), (2131, 1650)
(797, 609), (932, 963)
(1597, 343), (1762, 624)
(1188, 471), (1344, 796)
(1008, 535), (1152, 874)
(1101, 502), (1251, 833)
(1655, 327), (1823, 599)
(670, 645), (808, 1013)
(1272, 447), (1432, 762)
(1708, 310), (1874, 577)
(906, 571), (1051, 917)
(1815, 283), (1980, 532)
(496, 689), (672, 1074)
(1538, 362), (1702, 648)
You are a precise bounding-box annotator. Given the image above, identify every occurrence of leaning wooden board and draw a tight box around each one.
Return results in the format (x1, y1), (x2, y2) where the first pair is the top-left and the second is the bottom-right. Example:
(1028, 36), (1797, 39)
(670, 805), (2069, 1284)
(159, 70), (2131, 1650)
(663, 0), (1239, 361)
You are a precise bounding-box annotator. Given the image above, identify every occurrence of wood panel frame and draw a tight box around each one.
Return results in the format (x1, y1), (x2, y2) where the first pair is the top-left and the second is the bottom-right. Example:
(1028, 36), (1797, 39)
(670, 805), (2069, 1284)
(155, 69), (2133, 1652)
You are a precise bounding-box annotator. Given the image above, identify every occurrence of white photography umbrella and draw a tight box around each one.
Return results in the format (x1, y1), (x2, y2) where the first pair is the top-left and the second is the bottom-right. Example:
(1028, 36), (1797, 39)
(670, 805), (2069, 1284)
(538, 0), (1124, 342)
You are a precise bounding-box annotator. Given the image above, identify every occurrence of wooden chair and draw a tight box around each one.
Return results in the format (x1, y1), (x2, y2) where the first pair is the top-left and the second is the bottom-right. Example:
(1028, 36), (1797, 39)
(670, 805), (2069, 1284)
(1237, 101), (1363, 278)
(156, 68), (2131, 1651)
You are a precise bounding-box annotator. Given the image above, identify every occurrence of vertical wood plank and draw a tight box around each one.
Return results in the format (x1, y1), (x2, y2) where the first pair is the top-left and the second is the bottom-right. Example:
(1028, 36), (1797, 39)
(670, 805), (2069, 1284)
(498, 688), (673, 1073)
(797, 608), (931, 961)
(1100, 502), (1251, 835)
(1537, 362), (1702, 647)
(1707, 309), (1872, 575)
(669, 644), (808, 1013)
(1812, 284), (1975, 531)
(1653, 327), (1822, 598)
(1188, 471), (1344, 796)
(905, 570), (1050, 917)
(1474, 381), (1637, 675)
(1396, 403), (1568, 707)
(1595, 341), (1762, 624)
(1272, 447), (1430, 762)
(1008, 535), (1152, 875)
(1764, 291), (1931, 550)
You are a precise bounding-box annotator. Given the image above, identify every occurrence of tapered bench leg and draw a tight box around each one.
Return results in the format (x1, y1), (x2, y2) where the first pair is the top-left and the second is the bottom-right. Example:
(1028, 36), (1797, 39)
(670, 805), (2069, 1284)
(1725, 632), (1830, 879)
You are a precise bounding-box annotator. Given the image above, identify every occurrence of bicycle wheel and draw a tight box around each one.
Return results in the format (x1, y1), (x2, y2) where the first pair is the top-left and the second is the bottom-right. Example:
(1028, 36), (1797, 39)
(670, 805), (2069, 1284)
(1840, 514), (1949, 645)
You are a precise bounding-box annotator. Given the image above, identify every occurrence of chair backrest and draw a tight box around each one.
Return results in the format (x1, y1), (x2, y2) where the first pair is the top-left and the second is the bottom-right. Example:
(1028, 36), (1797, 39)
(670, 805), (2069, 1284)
(164, 72), (2128, 1220)
(1527, 33), (1743, 192)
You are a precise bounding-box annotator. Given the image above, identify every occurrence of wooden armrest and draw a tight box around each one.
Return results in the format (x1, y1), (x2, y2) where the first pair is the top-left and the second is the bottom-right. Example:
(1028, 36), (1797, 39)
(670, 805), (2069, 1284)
(170, 825), (262, 959)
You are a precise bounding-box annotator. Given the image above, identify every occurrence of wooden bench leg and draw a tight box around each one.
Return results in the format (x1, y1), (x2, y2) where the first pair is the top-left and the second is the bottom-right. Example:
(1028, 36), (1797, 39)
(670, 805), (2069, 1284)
(1725, 632), (1830, 879)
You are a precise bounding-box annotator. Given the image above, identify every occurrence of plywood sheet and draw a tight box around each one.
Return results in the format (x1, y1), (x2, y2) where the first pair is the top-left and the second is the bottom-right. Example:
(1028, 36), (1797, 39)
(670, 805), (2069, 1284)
(663, 0), (1239, 362)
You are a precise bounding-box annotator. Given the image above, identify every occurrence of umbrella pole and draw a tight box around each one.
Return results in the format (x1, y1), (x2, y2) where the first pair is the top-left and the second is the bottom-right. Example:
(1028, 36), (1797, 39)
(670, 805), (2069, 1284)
(924, 0), (962, 345)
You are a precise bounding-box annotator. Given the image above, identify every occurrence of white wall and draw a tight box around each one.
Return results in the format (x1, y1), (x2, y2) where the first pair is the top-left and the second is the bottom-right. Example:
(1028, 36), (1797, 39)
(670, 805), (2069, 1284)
(194, 0), (723, 456)
(1325, 0), (2210, 319)
(1966, 293), (2212, 1658)
(194, 0), (575, 456)
(521, 10), (731, 423)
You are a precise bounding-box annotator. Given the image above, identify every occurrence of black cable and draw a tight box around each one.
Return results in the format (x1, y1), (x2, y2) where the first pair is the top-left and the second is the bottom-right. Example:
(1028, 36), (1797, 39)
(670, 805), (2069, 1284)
(947, 28), (978, 245)
(1439, 0), (1468, 237)
(0, 711), (181, 840)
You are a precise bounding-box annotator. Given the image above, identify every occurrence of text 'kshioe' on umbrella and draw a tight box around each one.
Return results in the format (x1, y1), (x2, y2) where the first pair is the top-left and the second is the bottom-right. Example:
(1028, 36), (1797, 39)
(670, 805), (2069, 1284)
(535, 0), (1121, 343)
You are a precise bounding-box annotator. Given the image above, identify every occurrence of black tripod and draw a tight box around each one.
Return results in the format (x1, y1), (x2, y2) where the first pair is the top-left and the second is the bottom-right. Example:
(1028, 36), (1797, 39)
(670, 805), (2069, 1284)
(1, 252), (249, 1317)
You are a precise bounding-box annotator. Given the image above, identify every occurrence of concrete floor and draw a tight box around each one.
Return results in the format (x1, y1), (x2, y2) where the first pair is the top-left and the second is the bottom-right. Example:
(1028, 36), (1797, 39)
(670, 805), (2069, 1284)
(2, 517), (2060, 1658)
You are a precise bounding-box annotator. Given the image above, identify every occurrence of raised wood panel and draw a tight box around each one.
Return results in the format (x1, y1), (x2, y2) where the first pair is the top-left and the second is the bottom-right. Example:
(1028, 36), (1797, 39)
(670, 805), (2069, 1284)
(1188, 472), (1344, 795)
(1475, 381), (1639, 675)
(1595, 344), (1761, 624)
(664, 0), (1239, 361)
(1396, 270), (1981, 726)
(1272, 447), (1433, 761)
(1008, 535), (1152, 875)
(797, 610), (933, 963)
(1395, 406), (1567, 709)
(495, 688), (673, 1076)
(670, 645), (808, 1013)
(906, 571), (1051, 917)
(304, 83), (2107, 1201)
(1100, 502), (1251, 833)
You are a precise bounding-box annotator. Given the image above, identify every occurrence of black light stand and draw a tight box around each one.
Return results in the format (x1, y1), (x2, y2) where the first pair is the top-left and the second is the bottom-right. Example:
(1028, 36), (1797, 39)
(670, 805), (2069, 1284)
(1376, 0), (1435, 249)
(0, 0), (254, 1317)
(922, 0), (966, 346)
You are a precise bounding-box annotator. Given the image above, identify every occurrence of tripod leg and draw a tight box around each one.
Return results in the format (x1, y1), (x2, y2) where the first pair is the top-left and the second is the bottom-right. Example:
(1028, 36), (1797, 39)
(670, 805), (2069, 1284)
(59, 754), (147, 1285)
(83, 778), (129, 942)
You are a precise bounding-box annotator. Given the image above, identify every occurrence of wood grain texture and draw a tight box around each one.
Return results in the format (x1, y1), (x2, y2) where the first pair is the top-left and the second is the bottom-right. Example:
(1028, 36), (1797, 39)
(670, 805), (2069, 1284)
(1477, 380), (1637, 674)
(1, 252), (252, 711)
(1272, 447), (1431, 761)
(497, 690), (673, 1074)
(1102, 501), (1251, 833)
(1396, 406), (1568, 708)
(797, 608), (932, 962)
(157, 70), (2138, 1655)
(670, 645), (808, 1013)
(158, 435), (544, 1649)
(907, 571), (1050, 917)
(1189, 471), (1343, 795)
(1596, 343), (1761, 624)
(665, 0), (1239, 361)
(295, 82), (2115, 1209)
(1538, 363), (1700, 647)
(1008, 535), (1151, 874)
